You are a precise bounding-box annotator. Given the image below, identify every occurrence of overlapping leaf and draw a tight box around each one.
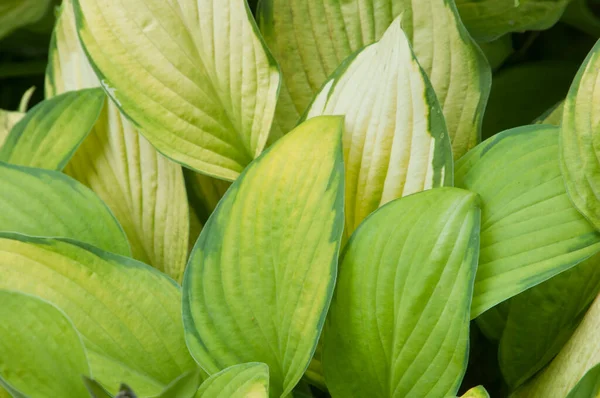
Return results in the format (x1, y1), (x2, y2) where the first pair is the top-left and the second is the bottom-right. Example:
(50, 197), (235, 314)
(0, 235), (196, 396)
(72, 0), (280, 180)
(0, 0), (53, 40)
(456, 125), (600, 317)
(183, 116), (345, 397)
(47, 0), (189, 281)
(195, 363), (269, 398)
(461, 386), (490, 398)
(0, 162), (129, 256)
(323, 188), (480, 398)
(561, 39), (600, 231)
(566, 363), (600, 398)
(0, 291), (90, 398)
(0, 88), (104, 170)
(258, 0), (490, 159)
(305, 18), (452, 237)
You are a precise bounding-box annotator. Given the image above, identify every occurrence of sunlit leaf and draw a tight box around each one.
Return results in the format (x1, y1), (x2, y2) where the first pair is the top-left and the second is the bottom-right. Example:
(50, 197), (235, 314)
(195, 363), (269, 398)
(461, 385), (490, 398)
(323, 188), (480, 398)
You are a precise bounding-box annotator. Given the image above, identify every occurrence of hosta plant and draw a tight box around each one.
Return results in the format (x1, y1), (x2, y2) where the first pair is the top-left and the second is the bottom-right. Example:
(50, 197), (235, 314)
(3, 0), (600, 398)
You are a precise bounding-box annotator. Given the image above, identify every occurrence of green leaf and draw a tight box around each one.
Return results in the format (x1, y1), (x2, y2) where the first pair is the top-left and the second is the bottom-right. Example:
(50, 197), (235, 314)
(183, 116), (345, 397)
(498, 252), (600, 388)
(0, 290), (90, 398)
(0, 88), (105, 170)
(561, 39), (600, 232)
(478, 35), (514, 71)
(460, 385), (490, 398)
(304, 17), (452, 238)
(456, 124), (600, 317)
(258, 0), (490, 159)
(0, 109), (23, 147)
(84, 378), (114, 398)
(0, 161), (129, 256)
(72, 0), (280, 181)
(534, 101), (564, 126)
(150, 369), (207, 398)
(0, 234), (196, 396)
(0, 0), (53, 40)
(195, 363), (269, 398)
(323, 187), (480, 398)
(566, 362), (600, 398)
(184, 169), (231, 226)
(475, 303), (509, 342)
(455, 0), (570, 41)
(47, 0), (189, 282)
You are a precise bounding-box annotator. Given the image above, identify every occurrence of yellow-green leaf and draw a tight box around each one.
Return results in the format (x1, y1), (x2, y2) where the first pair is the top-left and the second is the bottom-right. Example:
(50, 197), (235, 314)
(151, 368), (207, 398)
(0, 234), (196, 396)
(72, 0), (280, 180)
(183, 116), (345, 397)
(566, 362), (600, 398)
(323, 188), (480, 398)
(455, 0), (570, 41)
(456, 124), (600, 317)
(0, 88), (105, 170)
(461, 385), (490, 398)
(305, 17), (452, 237)
(195, 363), (269, 398)
(0, 162), (129, 256)
(0, 110), (23, 148)
(258, 0), (490, 159)
(0, 291), (90, 398)
(535, 101), (564, 125)
(47, 0), (189, 281)
(561, 39), (600, 232)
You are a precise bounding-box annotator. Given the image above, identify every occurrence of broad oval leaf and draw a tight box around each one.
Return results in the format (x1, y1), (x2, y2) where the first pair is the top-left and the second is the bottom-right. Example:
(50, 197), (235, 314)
(0, 88), (105, 170)
(561, 39), (600, 231)
(305, 17), (452, 237)
(183, 116), (345, 397)
(258, 0), (490, 159)
(0, 234), (196, 396)
(455, 124), (600, 317)
(0, 161), (129, 256)
(0, 290), (90, 398)
(195, 363), (269, 398)
(73, 0), (280, 180)
(47, 0), (189, 281)
(498, 253), (600, 388)
(323, 187), (480, 398)
(455, 0), (570, 41)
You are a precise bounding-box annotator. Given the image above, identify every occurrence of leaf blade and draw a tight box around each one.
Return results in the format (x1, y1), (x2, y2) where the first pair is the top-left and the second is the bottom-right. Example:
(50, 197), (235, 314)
(195, 363), (269, 398)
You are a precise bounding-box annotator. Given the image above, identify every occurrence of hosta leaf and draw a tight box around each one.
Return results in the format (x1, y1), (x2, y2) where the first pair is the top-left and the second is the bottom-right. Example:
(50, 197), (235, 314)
(323, 188), (480, 398)
(0, 162), (129, 256)
(84, 378), (114, 398)
(0, 291), (90, 398)
(499, 253), (600, 388)
(184, 169), (231, 226)
(195, 363), (269, 398)
(512, 296), (600, 398)
(305, 17), (452, 237)
(455, 0), (570, 41)
(0, 109), (23, 147)
(561, 39), (600, 231)
(150, 368), (207, 398)
(534, 101), (563, 126)
(566, 363), (600, 398)
(456, 124), (600, 317)
(258, 0), (490, 159)
(0, 0), (53, 40)
(0, 234), (196, 396)
(476, 304), (509, 342)
(0, 88), (104, 170)
(479, 35), (513, 71)
(72, 0), (280, 180)
(461, 386), (490, 398)
(47, 0), (189, 281)
(183, 116), (345, 397)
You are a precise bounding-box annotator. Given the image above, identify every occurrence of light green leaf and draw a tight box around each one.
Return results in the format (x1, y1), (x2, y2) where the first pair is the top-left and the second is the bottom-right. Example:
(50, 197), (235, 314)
(0, 234), (196, 396)
(499, 252), (600, 388)
(258, 0), (490, 159)
(0, 161), (129, 256)
(195, 363), (269, 398)
(151, 369), (207, 398)
(47, 0), (189, 282)
(534, 101), (564, 126)
(461, 385), (490, 398)
(0, 0), (53, 40)
(511, 296), (600, 398)
(305, 17), (452, 238)
(566, 362), (600, 398)
(72, 0), (280, 180)
(455, 0), (570, 41)
(0, 88), (105, 170)
(561, 39), (600, 231)
(0, 290), (90, 398)
(183, 116), (345, 397)
(456, 124), (600, 317)
(323, 187), (480, 398)
(0, 110), (23, 148)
